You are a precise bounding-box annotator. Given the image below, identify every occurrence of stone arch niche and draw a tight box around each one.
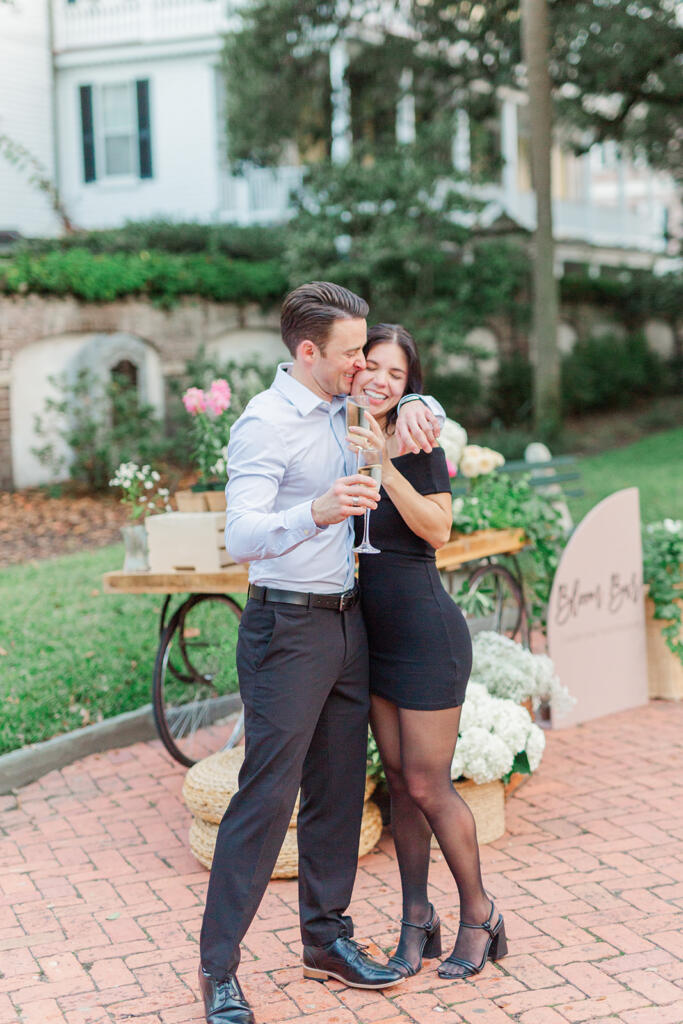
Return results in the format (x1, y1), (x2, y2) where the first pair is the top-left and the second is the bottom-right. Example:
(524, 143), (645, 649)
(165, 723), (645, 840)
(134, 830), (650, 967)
(72, 332), (165, 415)
(10, 332), (164, 488)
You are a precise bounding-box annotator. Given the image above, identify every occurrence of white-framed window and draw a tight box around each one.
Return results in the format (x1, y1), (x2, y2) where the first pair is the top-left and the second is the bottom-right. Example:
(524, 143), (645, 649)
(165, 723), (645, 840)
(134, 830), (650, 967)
(80, 79), (153, 183)
(99, 82), (138, 177)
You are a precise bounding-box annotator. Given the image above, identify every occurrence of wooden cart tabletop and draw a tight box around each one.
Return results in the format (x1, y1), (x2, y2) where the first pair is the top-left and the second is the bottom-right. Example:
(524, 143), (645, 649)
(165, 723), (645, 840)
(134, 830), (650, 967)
(103, 528), (527, 596)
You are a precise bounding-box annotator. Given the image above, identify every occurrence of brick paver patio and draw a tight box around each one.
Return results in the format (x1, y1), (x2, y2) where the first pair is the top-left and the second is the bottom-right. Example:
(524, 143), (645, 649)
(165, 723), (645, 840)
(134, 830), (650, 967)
(1, 699), (682, 1024)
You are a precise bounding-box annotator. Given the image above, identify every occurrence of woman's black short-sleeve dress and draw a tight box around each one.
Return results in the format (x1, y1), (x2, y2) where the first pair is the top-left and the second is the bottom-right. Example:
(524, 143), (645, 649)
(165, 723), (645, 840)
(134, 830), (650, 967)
(356, 446), (472, 710)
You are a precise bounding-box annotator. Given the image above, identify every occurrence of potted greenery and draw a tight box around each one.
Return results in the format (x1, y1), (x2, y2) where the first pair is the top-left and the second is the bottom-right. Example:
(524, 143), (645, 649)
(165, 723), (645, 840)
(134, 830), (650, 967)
(643, 519), (683, 699)
(109, 462), (172, 570)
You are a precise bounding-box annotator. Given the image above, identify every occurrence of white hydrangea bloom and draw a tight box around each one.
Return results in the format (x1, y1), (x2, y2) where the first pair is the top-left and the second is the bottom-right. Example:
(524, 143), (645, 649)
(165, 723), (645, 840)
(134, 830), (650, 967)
(471, 632), (532, 703)
(471, 631), (574, 716)
(489, 701), (532, 755)
(457, 727), (514, 785)
(439, 418), (468, 466)
(525, 724), (546, 772)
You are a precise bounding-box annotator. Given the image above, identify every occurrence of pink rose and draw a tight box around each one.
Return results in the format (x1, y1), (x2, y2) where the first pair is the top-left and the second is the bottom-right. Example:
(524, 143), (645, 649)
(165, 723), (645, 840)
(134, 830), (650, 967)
(183, 387), (206, 415)
(205, 378), (232, 416)
(446, 459), (458, 478)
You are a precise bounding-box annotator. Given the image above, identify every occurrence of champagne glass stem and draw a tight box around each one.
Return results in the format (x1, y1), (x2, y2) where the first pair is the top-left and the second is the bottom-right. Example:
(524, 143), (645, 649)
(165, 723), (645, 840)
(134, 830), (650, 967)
(361, 508), (371, 548)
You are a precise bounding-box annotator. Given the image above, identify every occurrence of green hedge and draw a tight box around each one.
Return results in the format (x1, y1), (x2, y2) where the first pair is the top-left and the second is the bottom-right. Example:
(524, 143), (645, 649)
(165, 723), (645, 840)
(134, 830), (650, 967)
(17, 219), (288, 260)
(560, 269), (682, 322)
(0, 248), (288, 305)
(489, 332), (671, 425)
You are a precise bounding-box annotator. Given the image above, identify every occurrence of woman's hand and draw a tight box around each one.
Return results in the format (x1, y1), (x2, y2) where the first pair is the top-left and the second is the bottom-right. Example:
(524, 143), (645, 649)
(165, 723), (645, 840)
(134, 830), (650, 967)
(345, 410), (386, 455)
(346, 413), (400, 485)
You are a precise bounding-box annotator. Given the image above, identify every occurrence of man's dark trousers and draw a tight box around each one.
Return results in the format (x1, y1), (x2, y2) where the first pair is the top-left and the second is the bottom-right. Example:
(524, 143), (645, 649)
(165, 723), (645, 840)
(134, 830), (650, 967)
(199, 596), (370, 979)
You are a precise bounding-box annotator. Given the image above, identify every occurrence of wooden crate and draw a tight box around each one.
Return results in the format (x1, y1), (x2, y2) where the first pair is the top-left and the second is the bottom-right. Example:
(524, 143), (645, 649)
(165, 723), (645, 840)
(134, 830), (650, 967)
(175, 490), (227, 512)
(146, 511), (235, 573)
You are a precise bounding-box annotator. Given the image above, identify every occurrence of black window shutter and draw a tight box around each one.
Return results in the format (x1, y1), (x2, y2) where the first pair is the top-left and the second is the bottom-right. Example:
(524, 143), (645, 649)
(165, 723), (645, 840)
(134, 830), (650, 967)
(136, 79), (153, 179)
(79, 85), (96, 183)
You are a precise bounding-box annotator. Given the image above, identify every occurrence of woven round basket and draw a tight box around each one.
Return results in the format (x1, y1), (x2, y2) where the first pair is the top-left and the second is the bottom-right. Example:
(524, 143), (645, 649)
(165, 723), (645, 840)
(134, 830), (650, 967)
(430, 779), (505, 847)
(182, 748), (377, 826)
(190, 798), (384, 878)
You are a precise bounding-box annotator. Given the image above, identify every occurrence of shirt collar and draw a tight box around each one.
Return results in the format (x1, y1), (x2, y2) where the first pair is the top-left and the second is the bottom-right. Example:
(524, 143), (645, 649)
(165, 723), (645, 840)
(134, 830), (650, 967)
(272, 363), (345, 415)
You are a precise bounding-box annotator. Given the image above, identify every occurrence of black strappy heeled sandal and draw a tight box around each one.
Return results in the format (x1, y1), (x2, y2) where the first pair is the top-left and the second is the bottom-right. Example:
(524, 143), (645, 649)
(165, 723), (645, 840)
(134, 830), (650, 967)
(388, 904), (442, 978)
(437, 898), (507, 979)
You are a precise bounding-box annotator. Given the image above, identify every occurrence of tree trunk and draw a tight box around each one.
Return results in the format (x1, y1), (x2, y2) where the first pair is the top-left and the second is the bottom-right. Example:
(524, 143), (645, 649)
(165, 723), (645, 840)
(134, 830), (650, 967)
(521, 0), (561, 437)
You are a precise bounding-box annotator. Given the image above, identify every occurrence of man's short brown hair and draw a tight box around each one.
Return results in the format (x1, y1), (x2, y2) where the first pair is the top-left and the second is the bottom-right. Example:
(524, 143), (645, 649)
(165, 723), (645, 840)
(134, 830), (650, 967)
(280, 281), (369, 356)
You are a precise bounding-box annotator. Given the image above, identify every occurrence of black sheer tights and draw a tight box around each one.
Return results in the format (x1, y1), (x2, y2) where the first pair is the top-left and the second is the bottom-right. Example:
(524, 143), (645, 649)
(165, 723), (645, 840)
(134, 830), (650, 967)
(370, 695), (493, 977)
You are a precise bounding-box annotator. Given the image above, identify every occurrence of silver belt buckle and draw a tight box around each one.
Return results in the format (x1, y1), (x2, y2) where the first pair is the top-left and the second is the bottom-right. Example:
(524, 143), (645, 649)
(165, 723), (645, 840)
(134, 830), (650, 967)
(339, 591), (346, 612)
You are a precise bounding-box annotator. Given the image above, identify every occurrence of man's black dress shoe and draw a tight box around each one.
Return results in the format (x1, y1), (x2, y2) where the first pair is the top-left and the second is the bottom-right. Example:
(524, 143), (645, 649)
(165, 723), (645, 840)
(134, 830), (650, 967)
(198, 966), (255, 1024)
(302, 935), (405, 989)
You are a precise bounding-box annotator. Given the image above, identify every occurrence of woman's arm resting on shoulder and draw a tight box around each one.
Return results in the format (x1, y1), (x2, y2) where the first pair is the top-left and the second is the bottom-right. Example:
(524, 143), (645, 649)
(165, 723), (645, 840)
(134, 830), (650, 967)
(395, 396), (446, 455)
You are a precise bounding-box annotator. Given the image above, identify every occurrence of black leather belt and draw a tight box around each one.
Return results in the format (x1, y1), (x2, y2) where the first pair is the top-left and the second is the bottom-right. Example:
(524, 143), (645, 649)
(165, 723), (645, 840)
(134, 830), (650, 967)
(248, 583), (360, 612)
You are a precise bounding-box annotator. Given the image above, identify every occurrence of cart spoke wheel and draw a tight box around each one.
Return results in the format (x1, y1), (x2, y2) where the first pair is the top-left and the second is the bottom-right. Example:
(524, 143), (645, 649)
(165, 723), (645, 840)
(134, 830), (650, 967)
(463, 563), (529, 646)
(152, 594), (245, 766)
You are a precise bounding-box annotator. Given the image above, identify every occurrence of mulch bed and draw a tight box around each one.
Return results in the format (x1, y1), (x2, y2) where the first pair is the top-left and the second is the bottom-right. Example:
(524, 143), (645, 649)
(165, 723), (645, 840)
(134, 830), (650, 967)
(0, 489), (129, 567)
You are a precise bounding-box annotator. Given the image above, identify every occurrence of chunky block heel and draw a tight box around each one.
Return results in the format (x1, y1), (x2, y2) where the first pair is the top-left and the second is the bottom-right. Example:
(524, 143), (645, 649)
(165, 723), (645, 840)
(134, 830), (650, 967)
(423, 923), (442, 959)
(490, 922), (508, 961)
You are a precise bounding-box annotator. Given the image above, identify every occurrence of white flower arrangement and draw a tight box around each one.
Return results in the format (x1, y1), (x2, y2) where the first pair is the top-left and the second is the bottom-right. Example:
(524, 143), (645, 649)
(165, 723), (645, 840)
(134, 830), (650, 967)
(451, 681), (546, 784)
(109, 462), (171, 521)
(209, 444), (230, 480)
(439, 418), (468, 468)
(459, 444), (505, 479)
(470, 631), (574, 717)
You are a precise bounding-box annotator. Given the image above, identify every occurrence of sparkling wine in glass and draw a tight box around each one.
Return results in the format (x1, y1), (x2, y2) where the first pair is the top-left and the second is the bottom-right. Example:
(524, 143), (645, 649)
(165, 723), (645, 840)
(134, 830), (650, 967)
(346, 394), (369, 446)
(353, 447), (382, 555)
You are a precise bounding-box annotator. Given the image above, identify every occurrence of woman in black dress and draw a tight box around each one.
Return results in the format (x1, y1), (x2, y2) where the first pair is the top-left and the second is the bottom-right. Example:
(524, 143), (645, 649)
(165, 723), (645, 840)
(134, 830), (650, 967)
(349, 324), (507, 981)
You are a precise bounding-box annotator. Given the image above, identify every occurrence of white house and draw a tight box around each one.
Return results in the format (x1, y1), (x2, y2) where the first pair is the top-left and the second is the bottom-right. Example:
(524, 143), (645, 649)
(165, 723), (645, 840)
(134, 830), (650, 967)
(0, 0), (60, 237)
(0, 0), (679, 492)
(0, 0), (678, 270)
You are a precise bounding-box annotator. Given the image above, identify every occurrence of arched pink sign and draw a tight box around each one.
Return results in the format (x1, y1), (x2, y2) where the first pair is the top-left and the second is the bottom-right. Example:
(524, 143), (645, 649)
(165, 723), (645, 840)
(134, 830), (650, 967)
(547, 488), (648, 728)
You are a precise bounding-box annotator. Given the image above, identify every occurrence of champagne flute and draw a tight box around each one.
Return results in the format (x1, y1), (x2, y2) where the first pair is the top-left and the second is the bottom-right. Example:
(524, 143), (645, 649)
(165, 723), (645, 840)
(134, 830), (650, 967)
(345, 394), (369, 440)
(353, 446), (382, 555)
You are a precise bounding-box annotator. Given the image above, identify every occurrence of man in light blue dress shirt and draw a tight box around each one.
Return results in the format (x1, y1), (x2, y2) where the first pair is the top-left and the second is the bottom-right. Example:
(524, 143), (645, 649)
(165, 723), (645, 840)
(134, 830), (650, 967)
(198, 282), (443, 1024)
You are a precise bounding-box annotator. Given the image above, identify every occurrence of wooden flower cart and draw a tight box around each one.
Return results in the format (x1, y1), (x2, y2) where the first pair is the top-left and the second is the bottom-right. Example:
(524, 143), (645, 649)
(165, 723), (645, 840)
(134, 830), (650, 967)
(103, 527), (528, 768)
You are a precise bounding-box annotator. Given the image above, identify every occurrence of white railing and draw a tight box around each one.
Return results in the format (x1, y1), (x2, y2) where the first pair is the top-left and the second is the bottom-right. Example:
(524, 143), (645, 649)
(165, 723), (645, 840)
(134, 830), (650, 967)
(217, 165), (667, 247)
(52, 0), (231, 52)
(219, 166), (305, 225)
(503, 192), (667, 253)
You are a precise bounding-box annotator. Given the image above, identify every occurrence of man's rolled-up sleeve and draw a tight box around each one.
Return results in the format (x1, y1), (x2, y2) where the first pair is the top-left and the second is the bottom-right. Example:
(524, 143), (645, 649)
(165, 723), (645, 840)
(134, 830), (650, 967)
(224, 414), (323, 563)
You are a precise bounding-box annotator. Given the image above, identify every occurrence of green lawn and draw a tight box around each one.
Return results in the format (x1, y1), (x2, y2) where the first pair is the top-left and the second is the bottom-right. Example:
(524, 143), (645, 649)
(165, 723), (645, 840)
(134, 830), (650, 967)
(567, 427), (683, 525)
(0, 544), (241, 756)
(1, 426), (681, 756)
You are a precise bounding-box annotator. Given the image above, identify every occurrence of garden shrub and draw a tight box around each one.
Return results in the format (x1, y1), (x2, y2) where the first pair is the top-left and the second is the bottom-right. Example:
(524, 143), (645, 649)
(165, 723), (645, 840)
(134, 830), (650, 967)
(423, 369), (483, 426)
(488, 352), (533, 426)
(561, 332), (666, 415)
(16, 219), (288, 261)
